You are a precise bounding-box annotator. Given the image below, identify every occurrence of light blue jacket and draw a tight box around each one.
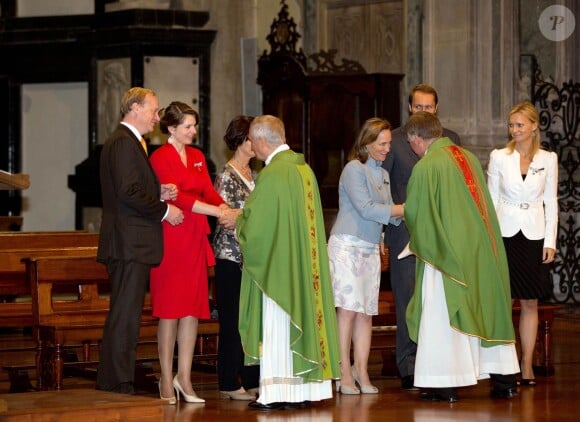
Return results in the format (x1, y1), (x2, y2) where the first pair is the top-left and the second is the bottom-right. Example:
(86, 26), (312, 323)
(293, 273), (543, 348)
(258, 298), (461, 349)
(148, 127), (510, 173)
(331, 159), (401, 244)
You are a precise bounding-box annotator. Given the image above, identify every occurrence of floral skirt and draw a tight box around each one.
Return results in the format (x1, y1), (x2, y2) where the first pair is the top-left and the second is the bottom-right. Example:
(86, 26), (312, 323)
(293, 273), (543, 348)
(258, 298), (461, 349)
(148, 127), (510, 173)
(328, 234), (380, 315)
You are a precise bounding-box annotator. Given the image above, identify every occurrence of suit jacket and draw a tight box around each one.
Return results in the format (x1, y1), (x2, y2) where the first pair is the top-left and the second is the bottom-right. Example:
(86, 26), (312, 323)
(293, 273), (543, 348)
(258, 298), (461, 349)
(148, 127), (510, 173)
(97, 124), (167, 265)
(382, 126), (460, 250)
(487, 147), (558, 249)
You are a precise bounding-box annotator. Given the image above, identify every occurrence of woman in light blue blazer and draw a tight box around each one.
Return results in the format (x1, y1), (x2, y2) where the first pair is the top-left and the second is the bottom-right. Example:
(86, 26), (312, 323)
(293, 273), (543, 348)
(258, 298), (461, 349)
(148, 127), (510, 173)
(328, 118), (404, 395)
(487, 101), (558, 386)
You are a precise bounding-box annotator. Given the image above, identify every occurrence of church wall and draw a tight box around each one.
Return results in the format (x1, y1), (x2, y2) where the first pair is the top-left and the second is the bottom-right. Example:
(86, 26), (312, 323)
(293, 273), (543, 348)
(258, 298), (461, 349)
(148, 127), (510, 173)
(3, 0), (577, 230)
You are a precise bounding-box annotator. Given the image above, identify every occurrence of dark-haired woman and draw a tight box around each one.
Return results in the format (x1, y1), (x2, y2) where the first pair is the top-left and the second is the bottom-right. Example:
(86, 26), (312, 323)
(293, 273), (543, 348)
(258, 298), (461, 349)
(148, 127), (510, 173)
(150, 101), (235, 404)
(212, 116), (259, 400)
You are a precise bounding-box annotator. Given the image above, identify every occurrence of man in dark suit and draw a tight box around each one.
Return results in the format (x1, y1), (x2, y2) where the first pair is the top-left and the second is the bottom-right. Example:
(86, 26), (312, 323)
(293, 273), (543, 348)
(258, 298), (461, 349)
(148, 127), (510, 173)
(96, 87), (184, 394)
(382, 84), (461, 390)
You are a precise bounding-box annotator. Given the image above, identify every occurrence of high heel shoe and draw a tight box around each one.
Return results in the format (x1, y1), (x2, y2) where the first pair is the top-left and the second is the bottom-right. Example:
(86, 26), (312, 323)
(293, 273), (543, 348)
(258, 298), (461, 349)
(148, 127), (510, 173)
(351, 365), (378, 394)
(158, 382), (177, 405)
(173, 376), (205, 403)
(220, 387), (255, 400)
(518, 378), (537, 386)
(335, 379), (360, 395)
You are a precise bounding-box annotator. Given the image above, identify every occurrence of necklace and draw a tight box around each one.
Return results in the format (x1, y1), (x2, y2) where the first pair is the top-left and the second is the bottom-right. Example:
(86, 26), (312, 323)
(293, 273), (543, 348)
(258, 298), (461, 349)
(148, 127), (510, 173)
(230, 158), (252, 180)
(233, 156), (250, 169)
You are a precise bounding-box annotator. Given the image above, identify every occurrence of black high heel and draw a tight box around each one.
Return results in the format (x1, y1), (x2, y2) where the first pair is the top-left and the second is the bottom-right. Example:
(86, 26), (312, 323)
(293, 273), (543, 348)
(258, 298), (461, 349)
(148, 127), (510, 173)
(519, 378), (537, 386)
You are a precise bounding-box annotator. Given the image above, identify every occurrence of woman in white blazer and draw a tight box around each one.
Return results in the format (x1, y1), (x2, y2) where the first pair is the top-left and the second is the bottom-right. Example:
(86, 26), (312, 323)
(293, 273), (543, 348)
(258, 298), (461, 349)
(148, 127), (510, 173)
(487, 101), (558, 386)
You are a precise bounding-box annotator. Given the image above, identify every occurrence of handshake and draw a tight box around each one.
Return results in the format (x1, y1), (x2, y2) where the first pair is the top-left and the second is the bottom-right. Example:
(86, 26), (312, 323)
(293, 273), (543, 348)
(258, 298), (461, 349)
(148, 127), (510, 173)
(218, 205), (242, 230)
(160, 184), (241, 229)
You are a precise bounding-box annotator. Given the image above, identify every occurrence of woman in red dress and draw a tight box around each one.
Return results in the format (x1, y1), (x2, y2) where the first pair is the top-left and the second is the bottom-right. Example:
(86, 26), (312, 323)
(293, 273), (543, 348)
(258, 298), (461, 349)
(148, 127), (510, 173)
(150, 102), (233, 403)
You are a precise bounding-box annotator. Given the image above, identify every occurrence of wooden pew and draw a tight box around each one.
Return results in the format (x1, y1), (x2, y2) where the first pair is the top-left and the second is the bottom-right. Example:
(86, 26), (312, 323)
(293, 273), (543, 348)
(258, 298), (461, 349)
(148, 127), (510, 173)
(372, 291), (397, 376)
(0, 231), (99, 328)
(24, 255), (154, 390)
(0, 247), (99, 327)
(24, 255), (219, 391)
(0, 231), (97, 251)
(0, 231), (99, 297)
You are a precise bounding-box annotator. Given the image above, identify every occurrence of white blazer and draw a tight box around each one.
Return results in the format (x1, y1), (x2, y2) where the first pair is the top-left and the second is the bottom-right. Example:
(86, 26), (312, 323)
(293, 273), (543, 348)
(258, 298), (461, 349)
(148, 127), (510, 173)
(487, 147), (558, 249)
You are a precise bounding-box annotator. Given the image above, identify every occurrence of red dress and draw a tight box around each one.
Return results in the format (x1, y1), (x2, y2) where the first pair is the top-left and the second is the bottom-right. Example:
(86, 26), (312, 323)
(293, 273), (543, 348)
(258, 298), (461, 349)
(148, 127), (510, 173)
(149, 144), (224, 319)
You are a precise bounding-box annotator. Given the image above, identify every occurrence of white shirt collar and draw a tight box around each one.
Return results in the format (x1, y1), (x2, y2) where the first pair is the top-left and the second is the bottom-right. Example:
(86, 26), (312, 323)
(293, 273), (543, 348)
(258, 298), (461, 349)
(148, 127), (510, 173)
(265, 144), (290, 166)
(120, 122), (142, 142)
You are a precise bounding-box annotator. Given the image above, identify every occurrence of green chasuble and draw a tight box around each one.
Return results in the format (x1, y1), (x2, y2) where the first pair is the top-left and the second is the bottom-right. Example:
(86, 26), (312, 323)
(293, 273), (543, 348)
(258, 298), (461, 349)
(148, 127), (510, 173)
(237, 149), (340, 382)
(405, 138), (516, 347)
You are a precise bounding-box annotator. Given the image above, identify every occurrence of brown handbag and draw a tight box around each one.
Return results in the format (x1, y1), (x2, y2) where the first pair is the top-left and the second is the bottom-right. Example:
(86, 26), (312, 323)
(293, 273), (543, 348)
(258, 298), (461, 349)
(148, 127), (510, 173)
(380, 247), (390, 272)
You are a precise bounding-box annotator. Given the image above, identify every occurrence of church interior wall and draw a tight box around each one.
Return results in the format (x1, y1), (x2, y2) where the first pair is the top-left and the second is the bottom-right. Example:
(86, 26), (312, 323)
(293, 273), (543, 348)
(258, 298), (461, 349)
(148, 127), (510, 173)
(2, 0), (576, 230)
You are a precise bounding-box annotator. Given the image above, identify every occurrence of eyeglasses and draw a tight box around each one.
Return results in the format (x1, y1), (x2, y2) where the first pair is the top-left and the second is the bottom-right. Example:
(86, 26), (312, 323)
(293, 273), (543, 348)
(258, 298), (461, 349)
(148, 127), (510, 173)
(411, 104), (435, 112)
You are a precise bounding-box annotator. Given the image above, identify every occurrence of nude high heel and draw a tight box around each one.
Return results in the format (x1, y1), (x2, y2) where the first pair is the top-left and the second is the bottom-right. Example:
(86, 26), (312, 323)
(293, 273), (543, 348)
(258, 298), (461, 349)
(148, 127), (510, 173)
(158, 381), (177, 405)
(173, 375), (205, 403)
(335, 379), (360, 395)
(351, 365), (378, 394)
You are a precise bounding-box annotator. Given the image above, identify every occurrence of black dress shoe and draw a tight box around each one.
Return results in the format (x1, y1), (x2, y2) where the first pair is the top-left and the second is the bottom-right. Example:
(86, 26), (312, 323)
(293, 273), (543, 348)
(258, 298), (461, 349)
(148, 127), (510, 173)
(97, 382), (135, 395)
(420, 388), (458, 403)
(248, 400), (283, 411)
(490, 387), (518, 399)
(283, 401), (310, 409)
(401, 375), (418, 390)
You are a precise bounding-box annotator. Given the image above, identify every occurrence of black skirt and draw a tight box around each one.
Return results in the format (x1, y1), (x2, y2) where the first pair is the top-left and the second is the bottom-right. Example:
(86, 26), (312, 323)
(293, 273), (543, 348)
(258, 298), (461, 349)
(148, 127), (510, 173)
(503, 231), (552, 300)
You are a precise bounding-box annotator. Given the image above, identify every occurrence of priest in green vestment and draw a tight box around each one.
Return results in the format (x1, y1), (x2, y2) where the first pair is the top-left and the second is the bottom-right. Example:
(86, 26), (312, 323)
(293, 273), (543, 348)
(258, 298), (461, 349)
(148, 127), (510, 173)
(402, 112), (519, 402)
(236, 115), (340, 408)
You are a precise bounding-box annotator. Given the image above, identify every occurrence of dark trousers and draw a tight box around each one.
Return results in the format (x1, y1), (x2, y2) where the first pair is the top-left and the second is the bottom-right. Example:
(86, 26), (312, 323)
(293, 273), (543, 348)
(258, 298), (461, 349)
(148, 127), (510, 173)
(490, 373), (517, 390)
(96, 259), (149, 393)
(387, 223), (417, 378)
(214, 259), (259, 391)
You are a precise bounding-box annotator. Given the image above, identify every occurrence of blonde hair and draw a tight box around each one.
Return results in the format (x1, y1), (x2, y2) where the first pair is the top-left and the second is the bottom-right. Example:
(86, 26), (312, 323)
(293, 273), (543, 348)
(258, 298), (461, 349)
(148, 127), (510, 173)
(506, 101), (540, 159)
(119, 87), (156, 118)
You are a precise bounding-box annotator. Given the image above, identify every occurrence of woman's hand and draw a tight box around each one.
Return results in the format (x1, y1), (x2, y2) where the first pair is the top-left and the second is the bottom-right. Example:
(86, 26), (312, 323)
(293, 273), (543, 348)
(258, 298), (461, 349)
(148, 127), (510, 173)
(218, 208), (242, 230)
(542, 247), (555, 264)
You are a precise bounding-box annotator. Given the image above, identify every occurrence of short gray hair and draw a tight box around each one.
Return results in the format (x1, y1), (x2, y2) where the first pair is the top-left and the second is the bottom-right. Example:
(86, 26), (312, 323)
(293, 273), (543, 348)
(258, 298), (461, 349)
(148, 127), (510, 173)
(250, 115), (286, 147)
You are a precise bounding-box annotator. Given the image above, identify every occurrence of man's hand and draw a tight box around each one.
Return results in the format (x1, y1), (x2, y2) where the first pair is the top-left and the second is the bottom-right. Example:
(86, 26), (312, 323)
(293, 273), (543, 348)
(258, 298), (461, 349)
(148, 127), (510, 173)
(160, 184), (178, 201)
(165, 204), (184, 226)
(218, 208), (242, 230)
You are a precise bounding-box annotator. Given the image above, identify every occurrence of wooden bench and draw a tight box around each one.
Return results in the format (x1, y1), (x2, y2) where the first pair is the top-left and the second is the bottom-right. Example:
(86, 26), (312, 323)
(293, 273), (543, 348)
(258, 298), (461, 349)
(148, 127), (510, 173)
(0, 231), (97, 251)
(0, 231), (99, 297)
(24, 254), (156, 390)
(0, 231), (100, 329)
(0, 247), (99, 328)
(373, 291), (397, 376)
(23, 254), (220, 391)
